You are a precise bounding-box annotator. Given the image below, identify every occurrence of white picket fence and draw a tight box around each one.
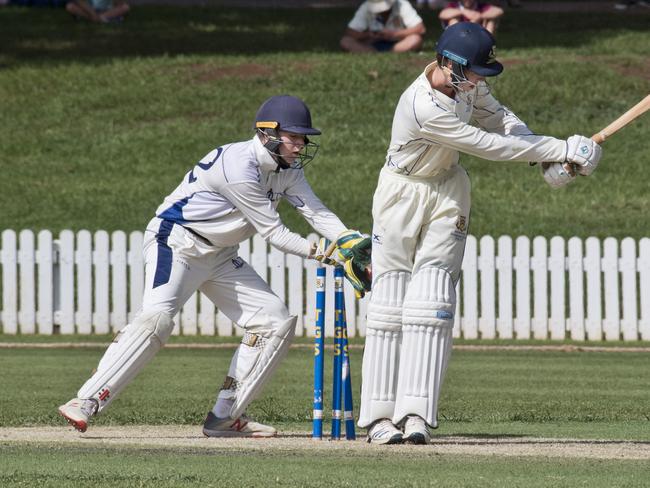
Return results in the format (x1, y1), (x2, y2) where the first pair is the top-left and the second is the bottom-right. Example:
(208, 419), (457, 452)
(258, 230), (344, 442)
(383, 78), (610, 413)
(1, 229), (649, 341)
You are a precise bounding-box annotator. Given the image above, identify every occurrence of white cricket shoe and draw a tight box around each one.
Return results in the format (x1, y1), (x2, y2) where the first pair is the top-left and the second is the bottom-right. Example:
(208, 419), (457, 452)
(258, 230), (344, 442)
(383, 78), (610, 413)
(402, 415), (431, 445)
(58, 398), (98, 433)
(202, 411), (277, 438)
(366, 418), (403, 445)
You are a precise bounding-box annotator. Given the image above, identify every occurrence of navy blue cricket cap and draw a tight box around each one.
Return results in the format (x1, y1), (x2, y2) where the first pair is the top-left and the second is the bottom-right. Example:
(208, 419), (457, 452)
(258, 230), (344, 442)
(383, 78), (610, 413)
(435, 22), (503, 77)
(254, 95), (321, 136)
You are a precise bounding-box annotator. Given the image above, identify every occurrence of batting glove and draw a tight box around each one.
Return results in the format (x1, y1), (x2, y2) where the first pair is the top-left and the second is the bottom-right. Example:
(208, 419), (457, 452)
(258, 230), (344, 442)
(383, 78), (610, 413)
(541, 161), (577, 189)
(565, 135), (602, 176)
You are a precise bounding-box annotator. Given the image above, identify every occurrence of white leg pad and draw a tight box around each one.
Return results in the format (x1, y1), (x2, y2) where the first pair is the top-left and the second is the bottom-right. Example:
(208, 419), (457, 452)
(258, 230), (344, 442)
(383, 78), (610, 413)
(224, 315), (297, 419)
(77, 311), (174, 412)
(358, 271), (409, 428)
(393, 267), (455, 428)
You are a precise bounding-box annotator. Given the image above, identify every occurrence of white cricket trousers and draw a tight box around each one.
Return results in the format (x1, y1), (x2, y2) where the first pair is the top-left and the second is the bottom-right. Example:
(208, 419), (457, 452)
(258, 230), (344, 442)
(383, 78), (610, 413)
(370, 164), (471, 283)
(141, 217), (291, 332)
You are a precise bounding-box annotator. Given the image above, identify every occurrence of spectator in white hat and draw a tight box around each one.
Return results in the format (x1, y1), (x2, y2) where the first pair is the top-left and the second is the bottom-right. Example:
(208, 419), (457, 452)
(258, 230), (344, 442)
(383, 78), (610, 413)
(340, 0), (426, 53)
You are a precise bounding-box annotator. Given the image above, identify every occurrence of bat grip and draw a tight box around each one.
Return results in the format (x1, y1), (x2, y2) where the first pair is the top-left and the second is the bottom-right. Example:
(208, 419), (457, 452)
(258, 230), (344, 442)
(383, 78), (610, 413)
(591, 133), (606, 144)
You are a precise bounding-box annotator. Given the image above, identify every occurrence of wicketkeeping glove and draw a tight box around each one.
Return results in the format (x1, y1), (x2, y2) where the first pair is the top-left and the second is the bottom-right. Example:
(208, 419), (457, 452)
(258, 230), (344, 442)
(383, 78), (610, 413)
(331, 230), (372, 268)
(332, 230), (372, 298)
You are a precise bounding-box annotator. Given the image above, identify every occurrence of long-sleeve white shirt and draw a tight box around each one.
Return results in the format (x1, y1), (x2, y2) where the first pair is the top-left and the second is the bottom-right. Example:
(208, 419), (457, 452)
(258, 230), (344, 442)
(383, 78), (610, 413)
(155, 135), (346, 257)
(385, 62), (568, 177)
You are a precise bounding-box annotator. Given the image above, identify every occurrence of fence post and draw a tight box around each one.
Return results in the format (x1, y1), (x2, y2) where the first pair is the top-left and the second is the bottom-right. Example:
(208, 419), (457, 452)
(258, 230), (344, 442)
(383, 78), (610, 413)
(128, 231), (144, 323)
(479, 236), (496, 339)
(37, 230), (54, 335)
(58, 230), (75, 334)
(584, 237), (603, 341)
(76, 230), (92, 334)
(497, 235), (513, 339)
(94, 231), (110, 334)
(549, 236), (566, 340)
(603, 237), (620, 341)
(639, 238), (650, 340)
(198, 292), (215, 336)
(567, 237), (585, 341)
(1, 230), (18, 334)
(18, 230), (36, 334)
(111, 231), (128, 332)
(620, 237), (638, 341)
(514, 236), (531, 340)
(531, 236), (548, 340)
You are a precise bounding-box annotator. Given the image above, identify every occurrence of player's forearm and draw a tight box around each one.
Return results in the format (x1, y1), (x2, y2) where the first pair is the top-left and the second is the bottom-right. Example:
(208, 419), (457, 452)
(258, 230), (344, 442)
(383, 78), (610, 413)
(265, 225), (313, 257)
(422, 117), (566, 163)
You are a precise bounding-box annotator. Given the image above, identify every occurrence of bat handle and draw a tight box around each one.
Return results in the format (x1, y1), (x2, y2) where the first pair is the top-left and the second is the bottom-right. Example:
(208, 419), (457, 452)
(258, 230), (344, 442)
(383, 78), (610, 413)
(591, 132), (606, 144)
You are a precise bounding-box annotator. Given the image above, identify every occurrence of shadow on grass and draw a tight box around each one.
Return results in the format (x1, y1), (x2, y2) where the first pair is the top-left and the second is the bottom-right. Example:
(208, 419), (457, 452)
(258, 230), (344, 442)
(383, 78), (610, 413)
(1, 6), (649, 67)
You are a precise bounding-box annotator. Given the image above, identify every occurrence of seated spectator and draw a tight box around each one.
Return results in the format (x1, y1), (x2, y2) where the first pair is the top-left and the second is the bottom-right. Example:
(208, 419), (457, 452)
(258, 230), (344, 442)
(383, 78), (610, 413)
(340, 0), (425, 53)
(66, 0), (130, 23)
(439, 0), (503, 35)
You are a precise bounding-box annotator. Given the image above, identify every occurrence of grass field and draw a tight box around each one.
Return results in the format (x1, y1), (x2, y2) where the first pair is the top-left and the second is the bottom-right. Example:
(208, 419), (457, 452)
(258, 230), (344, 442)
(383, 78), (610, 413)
(1, 5), (650, 487)
(1, 6), (649, 238)
(1, 342), (649, 486)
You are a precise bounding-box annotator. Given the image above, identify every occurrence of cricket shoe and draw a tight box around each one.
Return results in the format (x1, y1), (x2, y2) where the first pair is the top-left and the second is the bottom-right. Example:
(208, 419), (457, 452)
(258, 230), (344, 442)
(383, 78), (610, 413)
(402, 415), (431, 445)
(202, 411), (277, 438)
(58, 398), (98, 433)
(366, 418), (403, 445)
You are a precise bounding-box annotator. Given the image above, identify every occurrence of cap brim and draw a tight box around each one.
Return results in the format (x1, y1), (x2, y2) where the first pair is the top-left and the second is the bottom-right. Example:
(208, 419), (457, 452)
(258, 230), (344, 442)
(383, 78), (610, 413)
(282, 126), (321, 135)
(470, 61), (504, 77)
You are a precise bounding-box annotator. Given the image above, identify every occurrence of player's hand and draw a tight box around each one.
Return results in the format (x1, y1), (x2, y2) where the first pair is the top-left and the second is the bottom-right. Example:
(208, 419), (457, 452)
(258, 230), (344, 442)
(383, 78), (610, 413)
(309, 237), (341, 266)
(541, 161), (576, 189)
(565, 135), (602, 176)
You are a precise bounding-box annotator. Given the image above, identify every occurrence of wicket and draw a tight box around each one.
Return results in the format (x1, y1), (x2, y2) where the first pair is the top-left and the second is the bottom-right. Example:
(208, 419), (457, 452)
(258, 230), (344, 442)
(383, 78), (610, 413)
(312, 266), (356, 441)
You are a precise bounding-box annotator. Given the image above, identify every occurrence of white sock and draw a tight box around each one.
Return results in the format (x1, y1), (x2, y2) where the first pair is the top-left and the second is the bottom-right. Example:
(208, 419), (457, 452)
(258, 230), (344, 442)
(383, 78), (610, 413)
(212, 397), (234, 419)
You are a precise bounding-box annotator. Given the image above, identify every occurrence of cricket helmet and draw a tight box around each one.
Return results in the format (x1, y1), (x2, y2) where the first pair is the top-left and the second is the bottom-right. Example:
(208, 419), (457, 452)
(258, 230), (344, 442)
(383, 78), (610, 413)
(254, 95), (320, 170)
(435, 22), (503, 77)
(254, 95), (321, 136)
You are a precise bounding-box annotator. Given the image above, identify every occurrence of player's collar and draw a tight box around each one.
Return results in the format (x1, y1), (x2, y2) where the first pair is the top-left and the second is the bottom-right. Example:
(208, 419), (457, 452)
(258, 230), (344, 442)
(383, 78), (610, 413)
(421, 62), (456, 108)
(252, 135), (281, 173)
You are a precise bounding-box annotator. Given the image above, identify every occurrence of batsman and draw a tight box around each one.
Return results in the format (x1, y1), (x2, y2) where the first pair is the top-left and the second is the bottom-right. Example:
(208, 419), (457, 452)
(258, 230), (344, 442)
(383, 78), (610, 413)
(359, 22), (602, 444)
(58, 95), (369, 437)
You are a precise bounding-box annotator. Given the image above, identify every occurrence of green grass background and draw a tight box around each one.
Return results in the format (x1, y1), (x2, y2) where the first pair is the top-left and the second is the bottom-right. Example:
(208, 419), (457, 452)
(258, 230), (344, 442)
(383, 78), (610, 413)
(1, 5), (650, 486)
(2, 345), (650, 433)
(1, 344), (650, 486)
(1, 6), (649, 238)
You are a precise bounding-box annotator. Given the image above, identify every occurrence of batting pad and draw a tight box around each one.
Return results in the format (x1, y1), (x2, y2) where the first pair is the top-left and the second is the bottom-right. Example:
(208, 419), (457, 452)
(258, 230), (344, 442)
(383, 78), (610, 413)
(393, 267), (455, 428)
(77, 311), (174, 412)
(357, 271), (409, 428)
(228, 315), (297, 419)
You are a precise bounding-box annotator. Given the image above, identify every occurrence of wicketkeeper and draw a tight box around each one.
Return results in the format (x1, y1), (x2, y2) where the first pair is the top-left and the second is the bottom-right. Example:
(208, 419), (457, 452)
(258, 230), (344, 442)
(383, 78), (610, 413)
(58, 95), (369, 437)
(359, 22), (602, 445)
